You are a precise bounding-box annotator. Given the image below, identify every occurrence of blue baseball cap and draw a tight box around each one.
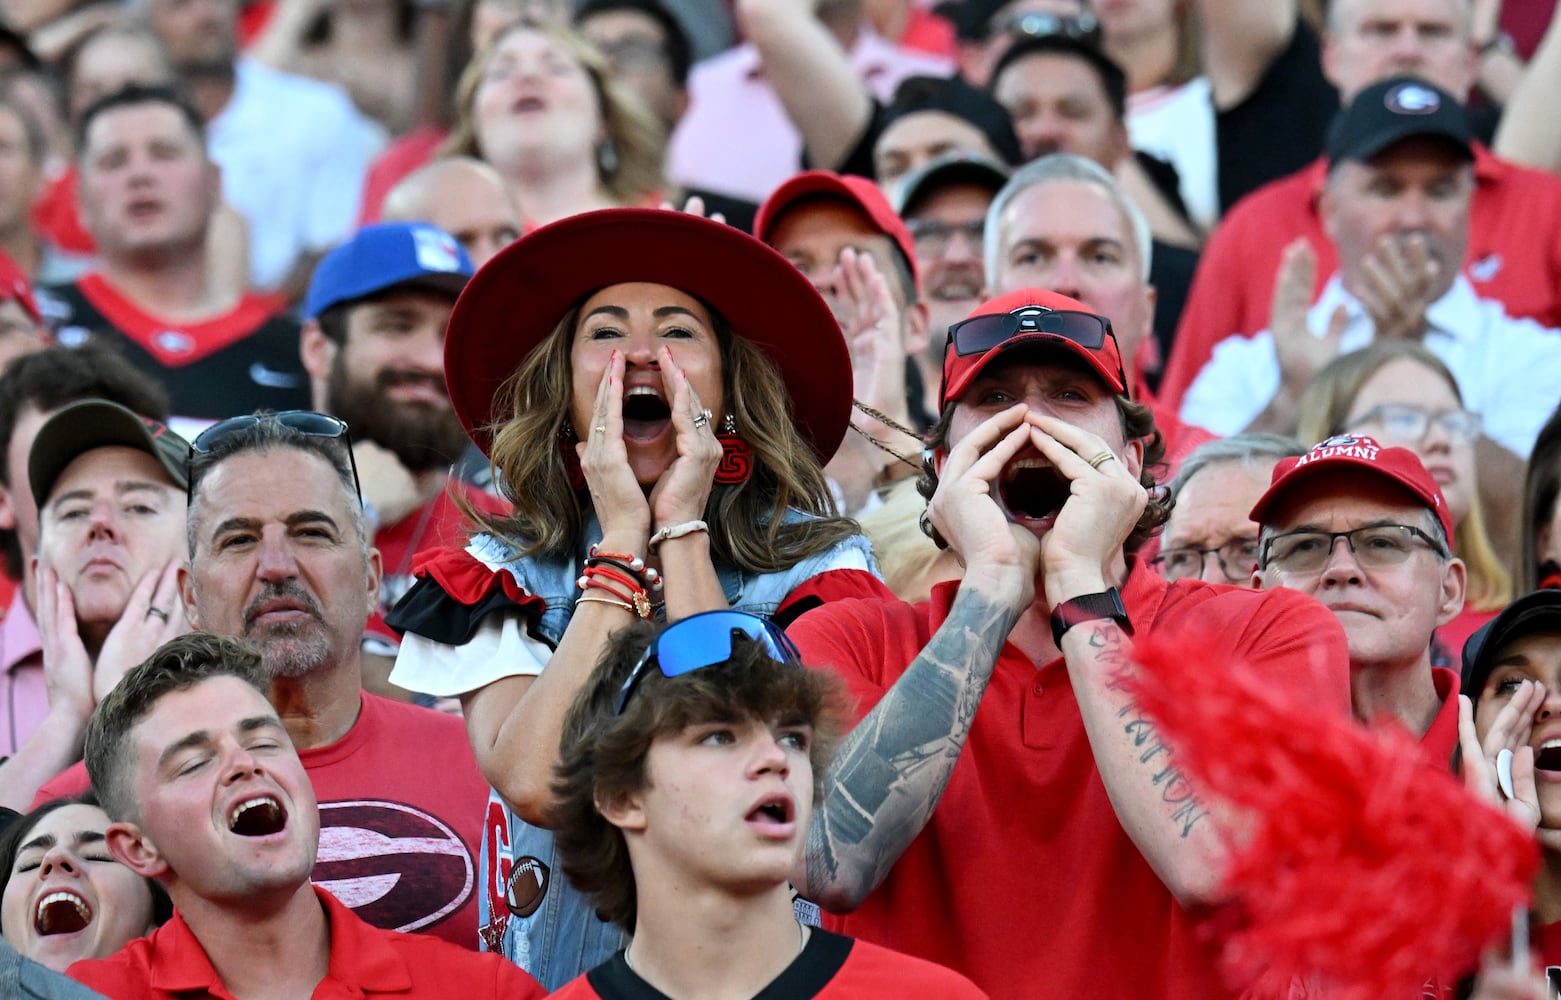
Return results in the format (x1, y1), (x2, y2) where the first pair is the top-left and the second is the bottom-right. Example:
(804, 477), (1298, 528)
(304, 222), (475, 321)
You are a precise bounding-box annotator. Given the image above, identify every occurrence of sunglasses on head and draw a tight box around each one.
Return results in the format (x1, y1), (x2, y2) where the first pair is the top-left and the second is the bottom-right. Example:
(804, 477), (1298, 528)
(188, 410), (362, 503)
(614, 610), (803, 715)
(946, 307), (1127, 386)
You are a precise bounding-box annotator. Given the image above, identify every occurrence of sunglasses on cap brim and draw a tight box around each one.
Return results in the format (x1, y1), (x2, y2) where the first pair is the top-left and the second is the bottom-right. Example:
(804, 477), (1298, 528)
(614, 610), (803, 715)
(188, 410), (362, 504)
(946, 307), (1127, 388)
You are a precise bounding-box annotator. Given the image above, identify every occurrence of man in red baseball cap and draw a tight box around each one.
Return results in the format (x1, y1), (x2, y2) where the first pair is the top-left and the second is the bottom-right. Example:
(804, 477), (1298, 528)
(755, 170), (930, 513)
(1250, 434), (1468, 768)
(787, 288), (1351, 998)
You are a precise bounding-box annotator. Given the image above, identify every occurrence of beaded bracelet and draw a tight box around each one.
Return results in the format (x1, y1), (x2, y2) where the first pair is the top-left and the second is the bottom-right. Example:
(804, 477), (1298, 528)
(585, 546), (663, 591)
(586, 555), (663, 592)
(649, 519), (708, 551)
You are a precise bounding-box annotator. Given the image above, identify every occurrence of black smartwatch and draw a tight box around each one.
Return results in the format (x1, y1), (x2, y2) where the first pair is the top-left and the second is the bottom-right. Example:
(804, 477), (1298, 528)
(1050, 588), (1132, 647)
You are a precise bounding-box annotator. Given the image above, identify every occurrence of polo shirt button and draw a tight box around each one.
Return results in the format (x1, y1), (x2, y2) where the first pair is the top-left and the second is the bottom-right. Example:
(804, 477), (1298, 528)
(1032, 680), (1044, 696)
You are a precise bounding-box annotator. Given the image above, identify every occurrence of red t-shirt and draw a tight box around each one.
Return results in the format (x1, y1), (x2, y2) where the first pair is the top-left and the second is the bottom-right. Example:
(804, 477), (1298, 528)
(37, 693), (488, 950)
(1418, 666), (1462, 772)
(550, 929), (986, 999)
(1157, 145), (1561, 412)
(786, 566), (1351, 1000)
(68, 886), (544, 999)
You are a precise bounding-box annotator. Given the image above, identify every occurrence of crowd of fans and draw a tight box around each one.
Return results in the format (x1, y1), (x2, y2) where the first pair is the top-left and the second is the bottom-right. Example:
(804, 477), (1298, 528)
(0, 0), (1558, 996)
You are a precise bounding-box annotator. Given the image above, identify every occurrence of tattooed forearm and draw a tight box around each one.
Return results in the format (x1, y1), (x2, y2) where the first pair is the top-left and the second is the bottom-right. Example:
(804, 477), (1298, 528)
(1081, 623), (1209, 840)
(804, 588), (1022, 907)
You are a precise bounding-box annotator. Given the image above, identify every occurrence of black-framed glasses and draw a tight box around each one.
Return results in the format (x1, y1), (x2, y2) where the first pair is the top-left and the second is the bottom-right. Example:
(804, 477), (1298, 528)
(614, 610), (802, 715)
(990, 10), (1102, 45)
(1345, 404), (1482, 446)
(946, 307), (1127, 386)
(907, 217), (985, 257)
(1260, 524), (1447, 576)
(188, 410), (361, 504)
(1151, 537), (1260, 583)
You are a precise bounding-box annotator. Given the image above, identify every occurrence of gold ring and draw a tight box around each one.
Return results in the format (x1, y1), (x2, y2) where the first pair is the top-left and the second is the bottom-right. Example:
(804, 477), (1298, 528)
(1087, 450), (1115, 470)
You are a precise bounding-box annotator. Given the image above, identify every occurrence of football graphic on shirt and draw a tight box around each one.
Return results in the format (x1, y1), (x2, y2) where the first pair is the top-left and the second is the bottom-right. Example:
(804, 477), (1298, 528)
(313, 800), (475, 933)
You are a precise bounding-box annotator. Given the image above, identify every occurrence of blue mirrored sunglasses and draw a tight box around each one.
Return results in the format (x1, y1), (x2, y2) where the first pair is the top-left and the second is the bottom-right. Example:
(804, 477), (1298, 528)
(614, 610), (802, 715)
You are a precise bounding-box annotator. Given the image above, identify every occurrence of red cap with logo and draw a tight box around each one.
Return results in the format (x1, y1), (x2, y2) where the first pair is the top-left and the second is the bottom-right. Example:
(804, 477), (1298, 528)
(1248, 434), (1455, 546)
(0, 249), (40, 323)
(939, 288), (1127, 408)
(753, 170), (920, 291)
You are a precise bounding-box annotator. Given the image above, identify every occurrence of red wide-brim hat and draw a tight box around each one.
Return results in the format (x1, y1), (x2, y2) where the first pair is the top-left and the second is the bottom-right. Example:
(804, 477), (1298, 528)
(443, 208), (852, 464)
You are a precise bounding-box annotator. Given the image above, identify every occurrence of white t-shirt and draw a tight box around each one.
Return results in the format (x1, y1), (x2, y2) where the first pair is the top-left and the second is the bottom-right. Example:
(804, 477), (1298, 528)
(1128, 77), (1218, 232)
(208, 58), (384, 289)
(1180, 274), (1561, 457)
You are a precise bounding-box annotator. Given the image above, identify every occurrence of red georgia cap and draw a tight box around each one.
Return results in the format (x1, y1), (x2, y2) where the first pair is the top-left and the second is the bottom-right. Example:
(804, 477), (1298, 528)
(754, 170), (920, 291)
(1248, 434), (1456, 546)
(939, 288), (1126, 408)
(0, 249), (40, 323)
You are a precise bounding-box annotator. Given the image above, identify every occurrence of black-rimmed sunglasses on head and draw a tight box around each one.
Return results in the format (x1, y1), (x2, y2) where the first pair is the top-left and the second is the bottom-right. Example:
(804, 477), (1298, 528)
(187, 411), (362, 504)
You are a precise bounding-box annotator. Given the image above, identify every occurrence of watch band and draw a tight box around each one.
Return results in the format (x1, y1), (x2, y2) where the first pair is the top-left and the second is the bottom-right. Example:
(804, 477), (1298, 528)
(1050, 588), (1133, 647)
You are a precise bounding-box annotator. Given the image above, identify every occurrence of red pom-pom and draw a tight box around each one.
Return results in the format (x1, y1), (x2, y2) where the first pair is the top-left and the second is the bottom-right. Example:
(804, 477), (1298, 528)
(1125, 625), (1537, 1000)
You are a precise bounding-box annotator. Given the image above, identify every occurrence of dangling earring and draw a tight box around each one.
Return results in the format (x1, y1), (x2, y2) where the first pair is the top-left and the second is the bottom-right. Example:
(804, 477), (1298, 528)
(714, 413), (752, 484)
(595, 137), (619, 177)
(560, 426), (586, 491)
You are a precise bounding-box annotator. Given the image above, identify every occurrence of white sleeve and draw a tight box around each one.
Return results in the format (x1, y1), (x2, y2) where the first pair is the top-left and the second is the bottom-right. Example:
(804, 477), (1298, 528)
(1178, 330), (1282, 437)
(1467, 315), (1561, 457)
(388, 616), (552, 698)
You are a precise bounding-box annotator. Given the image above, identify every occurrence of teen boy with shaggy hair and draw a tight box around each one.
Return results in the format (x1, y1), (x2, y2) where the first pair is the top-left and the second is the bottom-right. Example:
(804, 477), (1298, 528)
(549, 612), (986, 999)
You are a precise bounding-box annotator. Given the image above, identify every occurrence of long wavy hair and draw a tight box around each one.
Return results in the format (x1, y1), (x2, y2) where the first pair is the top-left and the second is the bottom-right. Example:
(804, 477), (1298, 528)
(440, 18), (665, 206)
(467, 295), (859, 572)
(1295, 340), (1512, 613)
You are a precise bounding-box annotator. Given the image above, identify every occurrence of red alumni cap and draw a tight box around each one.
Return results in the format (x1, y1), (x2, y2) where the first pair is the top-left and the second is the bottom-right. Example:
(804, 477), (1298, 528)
(940, 288), (1127, 408)
(1248, 434), (1455, 546)
(754, 170), (920, 291)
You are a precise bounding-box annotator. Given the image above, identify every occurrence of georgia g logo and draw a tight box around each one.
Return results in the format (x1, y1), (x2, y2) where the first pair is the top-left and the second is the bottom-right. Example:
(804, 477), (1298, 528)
(313, 800), (475, 933)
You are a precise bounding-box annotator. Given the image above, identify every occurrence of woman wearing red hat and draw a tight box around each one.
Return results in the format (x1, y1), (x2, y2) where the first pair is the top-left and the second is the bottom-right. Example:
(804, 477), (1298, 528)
(385, 208), (884, 988)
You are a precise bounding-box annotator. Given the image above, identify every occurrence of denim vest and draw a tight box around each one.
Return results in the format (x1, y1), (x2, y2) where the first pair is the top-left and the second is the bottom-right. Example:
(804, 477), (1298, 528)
(473, 513), (875, 990)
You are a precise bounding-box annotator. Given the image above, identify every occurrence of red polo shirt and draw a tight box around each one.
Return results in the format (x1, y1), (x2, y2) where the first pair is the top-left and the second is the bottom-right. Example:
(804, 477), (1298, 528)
(787, 565), (1351, 999)
(67, 887), (544, 999)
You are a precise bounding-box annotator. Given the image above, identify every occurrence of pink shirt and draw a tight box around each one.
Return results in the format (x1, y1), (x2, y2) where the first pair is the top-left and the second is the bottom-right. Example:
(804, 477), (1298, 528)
(0, 589), (47, 758)
(666, 27), (952, 204)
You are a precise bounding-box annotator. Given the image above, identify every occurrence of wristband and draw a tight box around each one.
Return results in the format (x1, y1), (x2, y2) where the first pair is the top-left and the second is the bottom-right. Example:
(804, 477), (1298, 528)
(1049, 588), (1132, 648)
(649, 519), (708, 550)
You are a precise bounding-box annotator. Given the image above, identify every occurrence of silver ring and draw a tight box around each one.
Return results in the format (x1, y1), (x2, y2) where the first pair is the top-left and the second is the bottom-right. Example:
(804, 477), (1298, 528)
(146, 607), (169, 623)
(594, 425), (606, 435)
(692, 409), (711, 429)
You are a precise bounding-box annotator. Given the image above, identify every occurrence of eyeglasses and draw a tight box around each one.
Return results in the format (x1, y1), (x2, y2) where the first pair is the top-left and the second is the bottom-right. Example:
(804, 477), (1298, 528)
(1260, 524), (1446, 576)
(1346, 404), (1482, 446)
(614, 610), (802, 715)
(991, 10), (1103, 45)
(906, 217), (985, 257)
(188, 410), (362, 503)
(1151, 537), (1260, 582)
(946, 307), (1127, 387)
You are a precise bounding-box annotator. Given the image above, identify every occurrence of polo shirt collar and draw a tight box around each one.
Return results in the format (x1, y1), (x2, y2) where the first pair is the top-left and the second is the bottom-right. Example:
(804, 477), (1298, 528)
(1311, 273), (1483, 345)
(148, 887), (412, 995)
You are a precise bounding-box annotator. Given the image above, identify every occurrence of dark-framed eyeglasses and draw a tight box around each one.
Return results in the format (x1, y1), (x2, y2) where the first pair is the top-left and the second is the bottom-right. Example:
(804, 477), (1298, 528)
(188, 410), (362, 504)
(1151, 537), (1260, 583)
(1345, 404), (1482, 446)
(1260, 524), (1447, 576)
(614, 610), (802, 715)
(906, 217), (985, 257)
(946, 307), (1127, 386)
